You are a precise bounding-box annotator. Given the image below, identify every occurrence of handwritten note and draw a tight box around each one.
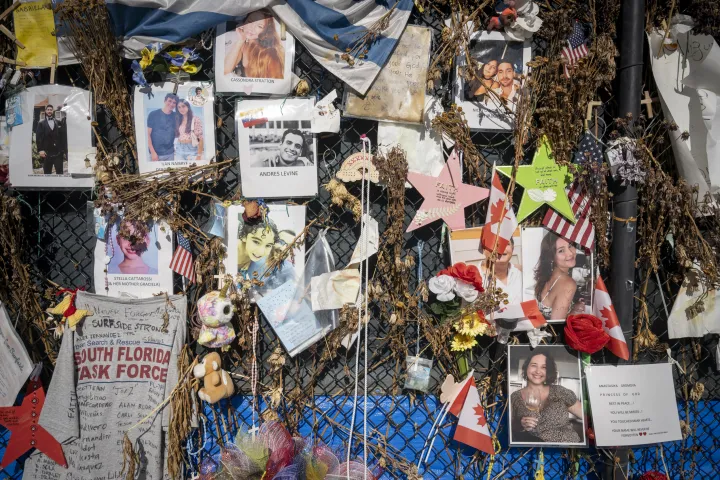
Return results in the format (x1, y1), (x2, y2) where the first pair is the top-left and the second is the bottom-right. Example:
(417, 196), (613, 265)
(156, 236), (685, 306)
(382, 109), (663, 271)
(586, 363), (683, 446)
(14, 1), (58, 68)
(344, 25), (431, 123)
(0, 303), (32, 407)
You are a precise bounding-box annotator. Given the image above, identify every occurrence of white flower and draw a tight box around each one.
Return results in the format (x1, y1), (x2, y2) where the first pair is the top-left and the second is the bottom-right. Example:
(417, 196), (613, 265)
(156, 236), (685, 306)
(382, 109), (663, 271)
(428, 275), (456, 301)
(454, 279), (478, 302)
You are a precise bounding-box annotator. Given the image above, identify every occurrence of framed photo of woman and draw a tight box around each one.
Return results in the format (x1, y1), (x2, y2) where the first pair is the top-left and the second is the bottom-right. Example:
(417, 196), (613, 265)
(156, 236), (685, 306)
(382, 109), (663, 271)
(134, 82), (215, 173)
(93, 215), (174, 298)
(215, 10), (295, 95)
(453, 31), (531, 131)
(507, 345), (587, 447)
(521, 227), (593, 323)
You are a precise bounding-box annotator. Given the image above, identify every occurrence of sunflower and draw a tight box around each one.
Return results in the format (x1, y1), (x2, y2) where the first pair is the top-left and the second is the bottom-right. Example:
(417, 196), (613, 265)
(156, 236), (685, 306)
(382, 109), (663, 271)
(454, 312), (490, 337)
(450, 333), (477, 352)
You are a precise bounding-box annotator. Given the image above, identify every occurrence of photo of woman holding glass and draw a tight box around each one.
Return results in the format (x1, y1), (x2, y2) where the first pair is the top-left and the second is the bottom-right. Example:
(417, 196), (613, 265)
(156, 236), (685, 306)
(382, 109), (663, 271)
(508, 345), (586, 446)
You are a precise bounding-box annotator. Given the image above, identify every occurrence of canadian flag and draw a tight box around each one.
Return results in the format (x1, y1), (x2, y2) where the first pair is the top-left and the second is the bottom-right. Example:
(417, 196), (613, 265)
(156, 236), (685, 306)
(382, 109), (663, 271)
(482, 170), (518, 254)
(453, 377), (494, 454)
(592, 275), (630, 361)
(480, 300), (546, 331)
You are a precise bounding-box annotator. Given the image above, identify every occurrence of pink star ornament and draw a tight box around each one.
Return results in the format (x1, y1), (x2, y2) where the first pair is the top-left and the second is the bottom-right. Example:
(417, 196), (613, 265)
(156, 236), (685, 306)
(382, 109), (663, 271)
(406, 149), (489, 232)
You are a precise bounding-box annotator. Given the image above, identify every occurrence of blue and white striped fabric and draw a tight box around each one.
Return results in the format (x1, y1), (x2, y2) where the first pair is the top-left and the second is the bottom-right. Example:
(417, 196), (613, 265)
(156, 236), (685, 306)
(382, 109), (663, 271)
(103, 0), (414, 95)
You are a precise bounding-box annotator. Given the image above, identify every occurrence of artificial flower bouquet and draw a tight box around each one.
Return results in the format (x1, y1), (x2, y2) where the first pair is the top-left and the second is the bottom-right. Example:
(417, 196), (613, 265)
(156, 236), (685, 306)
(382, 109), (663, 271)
(427, 263), (497, 352)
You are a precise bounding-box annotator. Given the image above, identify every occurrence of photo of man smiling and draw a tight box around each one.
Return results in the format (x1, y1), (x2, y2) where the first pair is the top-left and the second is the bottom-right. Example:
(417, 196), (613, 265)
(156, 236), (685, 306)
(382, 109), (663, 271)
(237, 98), (318, 197)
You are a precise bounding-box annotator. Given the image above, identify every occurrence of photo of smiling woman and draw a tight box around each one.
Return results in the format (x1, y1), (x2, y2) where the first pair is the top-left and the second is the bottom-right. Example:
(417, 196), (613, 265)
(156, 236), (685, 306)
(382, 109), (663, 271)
(521, 227), (593, 322)
(508, 345), (586, 447)
(236, 218), (297, 295)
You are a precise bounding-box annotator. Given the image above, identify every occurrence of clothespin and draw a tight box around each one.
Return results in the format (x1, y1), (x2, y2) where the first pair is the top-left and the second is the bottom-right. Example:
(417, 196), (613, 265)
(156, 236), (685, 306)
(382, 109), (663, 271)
(584, 100), (602, 131)
(0, 24), (24, 49)
(50, 54), (57, 84)
(640, 91), (659, 118)
(0, 1), (21, 23)
(0, 55), (24, 66)
(280, 20), (286, 41)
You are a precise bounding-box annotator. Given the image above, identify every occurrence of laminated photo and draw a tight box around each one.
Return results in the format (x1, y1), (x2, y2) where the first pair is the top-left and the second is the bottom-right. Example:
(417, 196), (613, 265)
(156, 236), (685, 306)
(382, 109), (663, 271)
(224, 204), (330, 356)
(215, 10), (294, 95)
(507, 345), (587, 447)
(8, 85), (94, 189)
(521, 227), (593, 322)
(134, 82), (215, 173)
(453, 31), (531, 131)
(236, 98), (318, 198)
(93, 216), (173, 298)
(450, 226), (523, 305)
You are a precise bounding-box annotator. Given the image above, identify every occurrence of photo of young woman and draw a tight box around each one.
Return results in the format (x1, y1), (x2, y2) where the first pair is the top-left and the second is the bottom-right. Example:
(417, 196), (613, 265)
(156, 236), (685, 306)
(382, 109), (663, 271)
(174, 99), (204, 161)
(215, 11), (294, 95)
(224, 11), (284, 79)
(522, 227), (593, 322)
(108, 219), (158, 275)
(508, 345), (586, 446)
(94, 215), (173, 298)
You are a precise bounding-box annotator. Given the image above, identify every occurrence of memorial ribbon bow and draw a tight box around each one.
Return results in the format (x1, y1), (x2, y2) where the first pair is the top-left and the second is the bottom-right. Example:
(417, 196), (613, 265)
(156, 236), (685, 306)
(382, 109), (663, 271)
(47, 287), (89, 331)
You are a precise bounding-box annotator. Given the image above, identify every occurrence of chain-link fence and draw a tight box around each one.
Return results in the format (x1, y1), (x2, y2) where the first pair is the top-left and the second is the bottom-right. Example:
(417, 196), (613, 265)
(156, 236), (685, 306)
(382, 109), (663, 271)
(1, 6), (719, 480)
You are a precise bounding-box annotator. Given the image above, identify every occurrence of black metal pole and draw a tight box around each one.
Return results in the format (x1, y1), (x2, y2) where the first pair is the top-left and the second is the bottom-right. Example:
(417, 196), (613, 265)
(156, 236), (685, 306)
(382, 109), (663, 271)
(604, 0), (643, 477)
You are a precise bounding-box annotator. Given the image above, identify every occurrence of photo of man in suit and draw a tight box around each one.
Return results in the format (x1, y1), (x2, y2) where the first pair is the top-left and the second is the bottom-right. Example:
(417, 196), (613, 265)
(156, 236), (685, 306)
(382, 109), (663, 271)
(35, 104), (68, 174)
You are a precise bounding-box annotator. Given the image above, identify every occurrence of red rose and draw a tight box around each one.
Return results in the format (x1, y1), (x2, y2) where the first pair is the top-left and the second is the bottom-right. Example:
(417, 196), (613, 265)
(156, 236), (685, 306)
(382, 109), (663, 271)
(438, 262), (484, 293)
(565, 314), (610, 354)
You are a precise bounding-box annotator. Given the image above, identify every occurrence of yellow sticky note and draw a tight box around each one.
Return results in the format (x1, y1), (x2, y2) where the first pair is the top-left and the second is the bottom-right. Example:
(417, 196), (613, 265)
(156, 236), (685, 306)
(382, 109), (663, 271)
(14, 0), (58, 68)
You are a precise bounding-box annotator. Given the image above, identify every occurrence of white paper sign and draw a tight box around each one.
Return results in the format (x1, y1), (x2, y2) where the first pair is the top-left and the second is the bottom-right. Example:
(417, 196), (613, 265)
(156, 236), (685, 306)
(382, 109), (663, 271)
(312, 90), (340, 134)
(0, 303), (33, 407)
(586, 363), (682, 447)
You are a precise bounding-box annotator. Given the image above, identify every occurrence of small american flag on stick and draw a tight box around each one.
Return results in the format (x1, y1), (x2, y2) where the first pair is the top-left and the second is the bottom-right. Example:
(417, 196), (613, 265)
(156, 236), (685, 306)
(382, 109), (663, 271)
(170, 232), (195, 284)
(562, 21), (589, 78)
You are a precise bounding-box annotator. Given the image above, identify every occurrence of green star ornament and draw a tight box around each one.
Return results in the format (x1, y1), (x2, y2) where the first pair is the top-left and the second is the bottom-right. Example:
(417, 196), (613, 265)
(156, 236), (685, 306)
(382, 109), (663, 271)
(496, 138), (575, 223)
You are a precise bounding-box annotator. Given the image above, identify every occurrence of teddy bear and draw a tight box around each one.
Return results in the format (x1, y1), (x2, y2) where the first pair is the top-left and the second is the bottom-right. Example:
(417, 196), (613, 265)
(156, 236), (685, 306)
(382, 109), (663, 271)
(193, 352), (235, 404)
(197, 288), (237, 349)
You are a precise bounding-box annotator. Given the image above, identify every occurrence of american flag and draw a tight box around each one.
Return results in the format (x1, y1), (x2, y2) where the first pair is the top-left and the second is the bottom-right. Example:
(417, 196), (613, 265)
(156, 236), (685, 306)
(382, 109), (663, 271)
(562, 21), (589, 78)
(170, 232), (195, 284)
(574, 132), (604, 165)
(542, 182), (595, 251)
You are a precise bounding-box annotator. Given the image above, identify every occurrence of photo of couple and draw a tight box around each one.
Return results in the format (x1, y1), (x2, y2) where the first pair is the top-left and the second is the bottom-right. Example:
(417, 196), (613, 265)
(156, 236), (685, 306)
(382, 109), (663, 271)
(522, 227), (593, 322)
(32, 96), (68, 175)
(215, 10), (294, 95)
(248, 123), (314, 168)
(146, 92), (204, 162)
(508, 345), (587, 447)
(135, 82), (215, 173)
(454, 31), (531, 130)
(463, 36), (525, 109)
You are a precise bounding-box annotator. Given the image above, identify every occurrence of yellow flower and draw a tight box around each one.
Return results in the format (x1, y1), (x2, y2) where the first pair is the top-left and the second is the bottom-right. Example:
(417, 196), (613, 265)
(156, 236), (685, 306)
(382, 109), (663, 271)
(454, 312), (490, 337)
(139, 47), (156, 69)
(451, 333), (477, 352)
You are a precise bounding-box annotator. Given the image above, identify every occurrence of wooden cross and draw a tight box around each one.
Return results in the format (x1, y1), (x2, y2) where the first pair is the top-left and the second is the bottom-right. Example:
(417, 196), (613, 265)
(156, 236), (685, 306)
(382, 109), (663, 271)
(213, 274), (226, 290)
(248, 425), (259, 440)
(641, 91), (659, 118)
(584, 100), (602, 132)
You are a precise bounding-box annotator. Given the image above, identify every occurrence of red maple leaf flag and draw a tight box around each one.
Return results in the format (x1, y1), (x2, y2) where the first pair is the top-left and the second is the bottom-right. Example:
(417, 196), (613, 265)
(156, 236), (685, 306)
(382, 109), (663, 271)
(592, 275), (630, 360)
(454, 377), (494, 454)
(482, 169), (518, 254)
